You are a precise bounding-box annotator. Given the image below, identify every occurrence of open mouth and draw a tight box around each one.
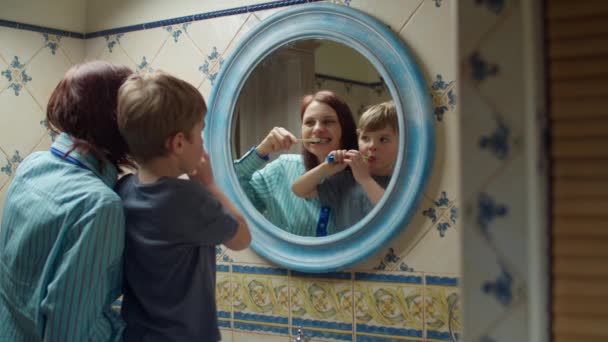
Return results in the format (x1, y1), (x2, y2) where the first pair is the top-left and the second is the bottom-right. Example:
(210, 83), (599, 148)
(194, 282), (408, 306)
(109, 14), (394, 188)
(310, 137), (331, 144)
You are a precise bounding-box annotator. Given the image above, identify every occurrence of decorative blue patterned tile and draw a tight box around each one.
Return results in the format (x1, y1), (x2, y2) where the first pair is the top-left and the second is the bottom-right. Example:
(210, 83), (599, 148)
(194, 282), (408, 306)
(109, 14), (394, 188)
(216, 245), (234, 263)
(42, 34), (62, 55)
(39, 120), (58, 141)
(0, 150), (22, 176)
(1, 56), (32, 96)
(477, 192), (508, 238)
(164, 23), (191, 43)
(422, 192), (459, 237)
(373, 247), (415, 272)
(475, 0), (505, 15)
(199, 47), (224, 85)
(481, 264), (513, 306)
(431, 74), (457, 122)
(136, 56), (154, 74)
(479, 114), (510, 160)
(104, 34), (123, 53)
(469, 51), (499, 81)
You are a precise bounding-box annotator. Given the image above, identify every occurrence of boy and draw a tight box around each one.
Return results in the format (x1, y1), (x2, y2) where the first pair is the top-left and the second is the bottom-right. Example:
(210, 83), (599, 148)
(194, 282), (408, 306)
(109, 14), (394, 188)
(291, 101), (398, 231)
(116, 71), (250, 341)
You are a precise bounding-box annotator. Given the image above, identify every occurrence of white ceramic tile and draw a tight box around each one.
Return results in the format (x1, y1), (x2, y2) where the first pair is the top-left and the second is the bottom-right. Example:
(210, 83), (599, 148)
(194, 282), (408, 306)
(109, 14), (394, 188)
(233, 331), (289, 342)
(97, 37), (138, 70)
(460, 79), (519, 201)
(0, 148), (11, 192)
(25, 47), (73, 109)
(0, 90), (46, 157)
(463, 217), (524, 341)
(477, 154), (528, 277)
(217, 14), (259, 69)
(423, 92), (460, 205)
(250, 6), (282, 23)
(458, 0), (513, 57)
(399, 209), (461, 274)
(0, 58), (8, 92)
(110, 27), (169, 71)
(352, 196), (434, 272)
(352, 0), (425, 33)
(227, 246), (277, 266)
(187, 13), (251, 67)
(399, 0), (455, 82)
(0, 27), (44, 65)
(84, 36), (107, 61)
(0, 179), (10, 225)
(31, 131), (53, 153)
(59, 36), (85, 65)
(476, 8), (525, 129)
(482, 301), (527, 342)
(152, 32), (205, 88)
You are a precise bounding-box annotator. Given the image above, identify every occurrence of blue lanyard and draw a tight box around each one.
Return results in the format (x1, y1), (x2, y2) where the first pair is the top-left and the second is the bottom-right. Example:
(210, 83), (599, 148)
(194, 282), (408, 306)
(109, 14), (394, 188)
(50, 147), (92, 172)
(316, 206), (330, 237)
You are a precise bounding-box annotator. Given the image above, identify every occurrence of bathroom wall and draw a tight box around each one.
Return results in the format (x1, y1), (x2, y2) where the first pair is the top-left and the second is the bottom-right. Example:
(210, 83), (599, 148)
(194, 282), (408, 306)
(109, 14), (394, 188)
(0, 8), (85, 219)
(0, 0), (460, 341)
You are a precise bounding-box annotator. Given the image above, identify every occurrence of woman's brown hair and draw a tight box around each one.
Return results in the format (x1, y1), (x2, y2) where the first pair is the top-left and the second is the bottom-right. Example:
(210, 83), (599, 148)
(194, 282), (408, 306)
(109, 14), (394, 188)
(46, 60), (134, 170)
(300, 90), (358, 170)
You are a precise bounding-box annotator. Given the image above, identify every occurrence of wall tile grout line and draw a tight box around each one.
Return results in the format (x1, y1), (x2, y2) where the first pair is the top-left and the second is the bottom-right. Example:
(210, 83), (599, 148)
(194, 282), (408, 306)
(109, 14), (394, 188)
(0, 0), (325, 40)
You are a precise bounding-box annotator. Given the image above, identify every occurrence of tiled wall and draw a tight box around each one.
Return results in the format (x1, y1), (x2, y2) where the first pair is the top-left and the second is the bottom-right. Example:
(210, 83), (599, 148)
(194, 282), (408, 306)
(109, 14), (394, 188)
(0, 1), (462, 341)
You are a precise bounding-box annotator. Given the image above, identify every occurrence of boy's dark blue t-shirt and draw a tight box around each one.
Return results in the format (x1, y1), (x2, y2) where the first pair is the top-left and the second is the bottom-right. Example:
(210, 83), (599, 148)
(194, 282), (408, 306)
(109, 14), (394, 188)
(116, 175), (238, 342)
(317, 170), (391, 232)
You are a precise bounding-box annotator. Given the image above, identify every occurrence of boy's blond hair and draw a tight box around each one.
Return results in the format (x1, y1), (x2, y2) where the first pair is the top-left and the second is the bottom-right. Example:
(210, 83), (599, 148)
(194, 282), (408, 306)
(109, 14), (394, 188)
(358, 101), (398, 133)
(117, 71), (206, 162)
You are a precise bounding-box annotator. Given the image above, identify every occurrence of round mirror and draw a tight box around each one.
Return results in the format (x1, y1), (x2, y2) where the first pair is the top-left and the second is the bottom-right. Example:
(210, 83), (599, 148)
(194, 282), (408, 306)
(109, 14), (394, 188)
(231, 39), (393, 236)
(205, 3), (434, 272)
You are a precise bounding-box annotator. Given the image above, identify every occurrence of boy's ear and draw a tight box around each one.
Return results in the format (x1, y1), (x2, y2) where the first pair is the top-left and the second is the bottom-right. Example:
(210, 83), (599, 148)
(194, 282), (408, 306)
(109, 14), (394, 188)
(166, 132), (186, 154)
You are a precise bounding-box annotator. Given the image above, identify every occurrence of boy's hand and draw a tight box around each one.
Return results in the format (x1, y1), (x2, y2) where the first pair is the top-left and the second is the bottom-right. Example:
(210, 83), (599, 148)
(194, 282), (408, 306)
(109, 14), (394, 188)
(323, 149), (348, 176)
(256, 127), (297, 156)
(189, 149), (214, 186)
(345, 150), (371, 183)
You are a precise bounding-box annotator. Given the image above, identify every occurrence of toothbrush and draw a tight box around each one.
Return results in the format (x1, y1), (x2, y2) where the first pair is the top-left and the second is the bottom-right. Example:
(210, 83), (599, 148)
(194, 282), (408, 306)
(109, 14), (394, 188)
(326, 154), (370, 163)
(298, 138), (330, 144)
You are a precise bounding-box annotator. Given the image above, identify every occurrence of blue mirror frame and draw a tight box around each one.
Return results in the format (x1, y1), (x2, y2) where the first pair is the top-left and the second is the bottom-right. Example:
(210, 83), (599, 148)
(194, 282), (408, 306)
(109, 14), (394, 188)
(205, 3), (434, 272)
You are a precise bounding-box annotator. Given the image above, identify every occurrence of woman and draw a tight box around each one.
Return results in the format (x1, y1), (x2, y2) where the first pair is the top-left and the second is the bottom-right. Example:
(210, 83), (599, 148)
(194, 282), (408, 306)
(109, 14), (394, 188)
(234, 90), (357, 236)
(0, 61), (133, 341)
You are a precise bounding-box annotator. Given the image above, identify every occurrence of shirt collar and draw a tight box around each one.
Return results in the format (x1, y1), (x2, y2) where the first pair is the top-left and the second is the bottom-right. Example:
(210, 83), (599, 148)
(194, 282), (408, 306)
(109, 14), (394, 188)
(51, 133), (118, 188)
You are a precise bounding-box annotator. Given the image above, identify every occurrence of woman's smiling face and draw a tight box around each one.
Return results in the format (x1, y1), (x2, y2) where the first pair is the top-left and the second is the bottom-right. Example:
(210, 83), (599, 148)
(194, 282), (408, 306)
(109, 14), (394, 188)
(301, 100), (342, 162)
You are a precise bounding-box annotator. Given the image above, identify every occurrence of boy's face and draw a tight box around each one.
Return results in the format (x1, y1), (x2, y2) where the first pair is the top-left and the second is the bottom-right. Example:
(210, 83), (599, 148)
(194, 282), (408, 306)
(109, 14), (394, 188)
(178, 115), (205, 174)
(358, 126), (398, 176)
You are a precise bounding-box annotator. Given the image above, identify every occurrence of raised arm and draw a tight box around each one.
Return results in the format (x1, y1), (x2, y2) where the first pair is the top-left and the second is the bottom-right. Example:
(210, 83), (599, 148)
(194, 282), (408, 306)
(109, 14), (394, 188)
(191, 150), (250, 251)
(345, 150), (385, 205)
(234, 127), (297, 211)
(292, 150), (348, 198)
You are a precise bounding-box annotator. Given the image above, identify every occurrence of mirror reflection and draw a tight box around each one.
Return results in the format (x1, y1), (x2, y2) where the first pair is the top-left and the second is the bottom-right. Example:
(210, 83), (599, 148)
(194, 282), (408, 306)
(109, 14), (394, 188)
(232, 39), (396, 237)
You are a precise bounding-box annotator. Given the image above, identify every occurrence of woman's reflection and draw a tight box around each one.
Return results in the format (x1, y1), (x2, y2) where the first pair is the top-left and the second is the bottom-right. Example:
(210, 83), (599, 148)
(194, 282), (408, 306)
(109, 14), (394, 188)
(292, 101), (398, 231)
(234, 90), (357, 236)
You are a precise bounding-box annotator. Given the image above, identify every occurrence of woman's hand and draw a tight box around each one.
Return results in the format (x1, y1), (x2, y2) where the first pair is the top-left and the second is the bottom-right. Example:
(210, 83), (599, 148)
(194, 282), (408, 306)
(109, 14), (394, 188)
(255, 127), (298, 156)
(345, 150), (371, 184)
